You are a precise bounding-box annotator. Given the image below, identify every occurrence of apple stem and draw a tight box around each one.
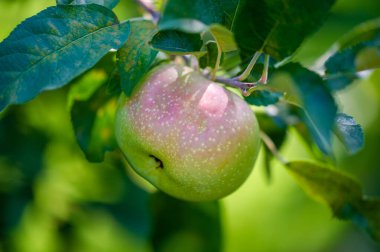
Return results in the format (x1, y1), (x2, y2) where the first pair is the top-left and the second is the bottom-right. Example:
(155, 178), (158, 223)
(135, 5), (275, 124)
(260, 131), (288, 165)
(236, 51), (262, 81)
(134, 0), (160, 22)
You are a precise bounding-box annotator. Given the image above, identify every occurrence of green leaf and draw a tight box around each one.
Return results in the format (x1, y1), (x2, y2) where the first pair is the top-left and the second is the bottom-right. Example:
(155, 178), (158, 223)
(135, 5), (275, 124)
(0, 108), (48, 235)
(334, 113), (364, 155)
(232, 0), (336, 61)
(158, 18), (207, 34)
(160, 0), (239, 30)
(117, 19), (158, 96)
(199, 42), (219, 69)
(69, 57), (119, 162)
(270, 63), (337, 155)
(324, 18), (380, 91)
(244, 88), (283, 107)
(150, 30), (205, 56)
(256, 112), (288, 181)
(0, 5), (130, 111)
(286, 161), (380, 241)
(150, 192), (222, 252)
(207, 24), (238, 53)
(56, 0), (119, 9)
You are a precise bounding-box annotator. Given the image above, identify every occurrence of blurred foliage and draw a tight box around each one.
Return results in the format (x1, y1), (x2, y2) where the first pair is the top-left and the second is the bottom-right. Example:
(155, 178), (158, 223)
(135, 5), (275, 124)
(1, 0), (380, 252)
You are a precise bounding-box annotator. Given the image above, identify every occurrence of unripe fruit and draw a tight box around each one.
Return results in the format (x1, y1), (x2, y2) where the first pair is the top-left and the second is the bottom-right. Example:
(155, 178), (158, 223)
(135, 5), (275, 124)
(115, 63), (260, 201)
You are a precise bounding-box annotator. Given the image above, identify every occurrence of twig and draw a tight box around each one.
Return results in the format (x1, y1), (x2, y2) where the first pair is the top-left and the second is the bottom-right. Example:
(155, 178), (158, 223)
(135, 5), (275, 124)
(215, 76), (257, 89)
(259, 54), (270, 84)
(236, 51), (262, 81)
(260, 131), (288, 165)
(134, 0), (160, 22)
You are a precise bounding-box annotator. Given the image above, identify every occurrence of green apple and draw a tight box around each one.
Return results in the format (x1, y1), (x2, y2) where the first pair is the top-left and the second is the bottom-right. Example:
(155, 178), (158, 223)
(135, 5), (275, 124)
(115, 63), (261, 201)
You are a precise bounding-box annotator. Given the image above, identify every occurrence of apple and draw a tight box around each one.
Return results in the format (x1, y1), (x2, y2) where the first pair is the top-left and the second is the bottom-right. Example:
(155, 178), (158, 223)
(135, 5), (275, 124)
(115, 63), (261, 201)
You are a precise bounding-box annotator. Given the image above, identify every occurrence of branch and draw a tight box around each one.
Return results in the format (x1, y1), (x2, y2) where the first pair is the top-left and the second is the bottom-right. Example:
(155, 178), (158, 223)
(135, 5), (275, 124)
(215, 76), (257, 89)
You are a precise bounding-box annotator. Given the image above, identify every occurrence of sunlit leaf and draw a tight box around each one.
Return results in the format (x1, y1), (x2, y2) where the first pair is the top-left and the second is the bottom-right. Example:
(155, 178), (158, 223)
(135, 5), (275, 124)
(56, 0), (119, 9)
(207, 24), (237, 53)
(117, 19), (158, 96)
(69, 57), (119, 162)
(0, 5), (130, 111)
(150, 193), (222, 252)
(334, 113), (364, 154)
(286, 161), (380, 241)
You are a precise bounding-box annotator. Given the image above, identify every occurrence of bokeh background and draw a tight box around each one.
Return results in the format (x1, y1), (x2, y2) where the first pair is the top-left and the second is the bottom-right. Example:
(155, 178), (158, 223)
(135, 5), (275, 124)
(1, 0), (380, 251)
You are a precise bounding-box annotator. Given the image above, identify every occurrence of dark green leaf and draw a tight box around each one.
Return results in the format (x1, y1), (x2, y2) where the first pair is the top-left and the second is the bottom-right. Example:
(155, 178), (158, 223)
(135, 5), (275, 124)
(56, 0), (119, 9)
(160, 0), (239, 30)
(324, 18), (380, 91)
(0, 5), (130, 111)
(244, 88), (283, 106)
(150, 192), (222, 252)
(334, 113), (364, 154)
(256, 112), (288, 181)
(270, 63), (337, 155)
(150, 30), (205, 56)
(69, 57), (119, 162)
(232, 0), (335, 61)
(117, 19), (158, 96)
(199, 42), (219, 69)
(286, 161), (380, 241)
(0, 107), (48, 238)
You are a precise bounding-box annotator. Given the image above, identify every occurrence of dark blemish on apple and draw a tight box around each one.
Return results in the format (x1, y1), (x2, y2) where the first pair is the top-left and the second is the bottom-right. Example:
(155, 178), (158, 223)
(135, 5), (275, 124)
(150, 154), (163, 169)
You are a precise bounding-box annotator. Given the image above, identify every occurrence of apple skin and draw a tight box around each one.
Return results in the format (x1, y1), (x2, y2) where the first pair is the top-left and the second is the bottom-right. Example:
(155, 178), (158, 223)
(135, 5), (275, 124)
(115, 63), (261, 201)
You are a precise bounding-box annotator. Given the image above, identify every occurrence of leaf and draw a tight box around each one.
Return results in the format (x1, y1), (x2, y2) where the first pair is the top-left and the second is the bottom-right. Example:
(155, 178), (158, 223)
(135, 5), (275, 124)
(70, 58), (119, 162)
(150, 30), (205, 56)
(158, 18), (207, 34)
(286, 161), (380, 241)
(0, 108), (48, 235)
(207, 24), (238, 53)
(324, 18), (380, 91)
(199, 42), (219, 69)
(232, 0), (336, 61)
(334, 113), (364, 155)
(159, 0), (239, 30)
(150, 192), (222, 252)
(244, 88), (283, 106)
(0, 5), (130, 111)
(256, 112), (288, 181)
(56, 0), (119, 9)
(270, 63), (337, 155)
(117, 19), (158, 96)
